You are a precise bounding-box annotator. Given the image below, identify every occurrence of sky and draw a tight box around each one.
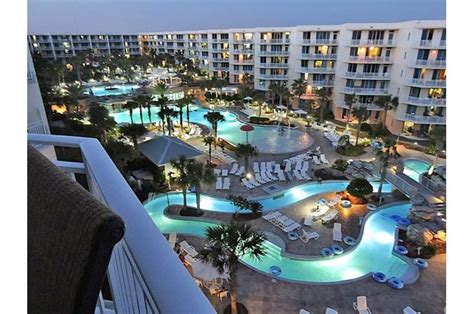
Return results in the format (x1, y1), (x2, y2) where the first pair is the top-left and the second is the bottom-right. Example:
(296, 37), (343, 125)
(28, 0), (446, 34)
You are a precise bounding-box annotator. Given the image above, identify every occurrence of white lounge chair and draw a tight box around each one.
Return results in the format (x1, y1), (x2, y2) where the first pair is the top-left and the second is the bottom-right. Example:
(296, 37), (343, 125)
(216, 177), (223, 190)
(214, 169), (221, 175)
(261, 171), (272, 183)
(293, 170), (304, 181)
(241, 178), (254, 190)
(299, 229), (319, 243)
(284, 161), (292, 172)
(304, 215), (313, 226)
(403, 306), (420, 314)
(253, 162), (260, 173)
(267, 171), (278, 181)
(353, 296), (372, 314)
(320, 154), (329, 164)
(180, 240), (199, 257)
(282, 222), (301, 232)
(248, 176), (260, 187)
(301, 170), (311, 180)
(235, 166), (245, 176)
(221, 169), (228, 176)
(263, 211), (282, 221)
(255, 173), (266, 185)
(333, 223), (342, 241)
(223, 177), (230, 190)
(277, 171), (286, 181)
(229, 163), (239, 175)
(325, 308), (338, 314)
(299, 310), (311, 314)
(312, 155), (321, 165)
(302, 161), (309, 171)
(168, 232), (177, 247)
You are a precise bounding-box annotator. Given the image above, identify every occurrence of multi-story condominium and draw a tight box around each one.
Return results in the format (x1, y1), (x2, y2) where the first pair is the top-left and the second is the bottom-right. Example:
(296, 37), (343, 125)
(28, 20), (446, 138)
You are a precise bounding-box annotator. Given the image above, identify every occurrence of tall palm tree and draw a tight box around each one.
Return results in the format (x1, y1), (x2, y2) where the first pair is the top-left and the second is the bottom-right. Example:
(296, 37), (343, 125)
(291, 78), (307, 109)
(198, 222), (266, 314)
(87, 103), (116, 143)
(268, 82), (280, 107)
(315, 87), (332, 122)
(374, 95), (399, 129)
(122, 101), (138, 124)
(344, 93), (357, 125)
(376, 138), (400, 196)
(428, 125), (446, 169)
(140, 95), (155, 126)
(203, 136), (215, 163)
(253, 92), (266, 118)
(204, 111), (225, 138)
(170, 155), (191, 207)
(64, 82), (83, 112)
(175, 98), (187, 128)
(157, 107), (167, 134)
(186, 161), (216, 211)
(234, 143), (258, 175)
(183, 95), (195, 125)
(119, 124), (147, 148)
(133, 95), (147, 125)
(162, 106), (178, 135)
(154, 83), (169, 97)
(351, 106), (370, 145)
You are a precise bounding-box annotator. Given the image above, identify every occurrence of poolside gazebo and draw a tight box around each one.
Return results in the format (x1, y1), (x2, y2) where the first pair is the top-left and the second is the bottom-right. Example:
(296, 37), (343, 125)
(240, 124), (255, 144)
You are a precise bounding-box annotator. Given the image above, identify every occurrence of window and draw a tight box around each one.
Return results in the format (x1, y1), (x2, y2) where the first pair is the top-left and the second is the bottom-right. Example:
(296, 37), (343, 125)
(303, 32), (311, 40)
(333, 32), (338, 40)
(347, 63), (357, 72)
(388, 30), (395, 40)
(432, 69), (446, 80)
(363, 64), (379, 73)
(417, 49), (430, 60)
(316, 45), (329, 55)
(349, 47), (358, 56)
(421, 29), (434, 40)
(368, 30), (384, 40)
(233, 65), (239, 71)
(316, 32), (329, 39)
(301, 60), (308, 67)
(404, 51), (407, 60)
(436, 50), (446, 61)
(367, 47), (381, 57)
(406, 105), (417, 115)
(385, 49), (391, 58)
(301, 46), (309, 54)
(409, 87), (421, 97)
(441, 29), (446, 41)
(212, 34), (218, 39)
(352, 31), (362, 40)
(346, 79), (355, 87)
(260, 57), (266, 63)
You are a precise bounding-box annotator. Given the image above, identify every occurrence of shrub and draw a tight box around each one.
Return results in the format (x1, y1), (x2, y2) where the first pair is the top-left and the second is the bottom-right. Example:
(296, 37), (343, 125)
(360, 123), (373, 135)
(346, 178), (373, 198)
(332, 159), (348, 171)
(420, 245), (437, 259)
(336, 145), (366, 156)
(249, 116), (270, 124)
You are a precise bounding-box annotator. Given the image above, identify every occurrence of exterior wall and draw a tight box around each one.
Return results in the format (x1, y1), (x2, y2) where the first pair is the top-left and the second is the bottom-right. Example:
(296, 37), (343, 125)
(28, 20), (446, 137)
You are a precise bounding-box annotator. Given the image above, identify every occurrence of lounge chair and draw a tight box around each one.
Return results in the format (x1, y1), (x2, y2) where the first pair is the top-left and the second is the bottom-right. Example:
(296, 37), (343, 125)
(282, 222), (301, 232)
(277, 171), (286, 181)
(293, 170), (304, 181)
(267, 171), (278, 181)
(221, 169), (228, 176)
(284, 162), (291, 173)
(302, 161), (309, 171)
(253, 162), (260, 173)
(304, 215), (313, 226)
(168, 232), (177, 247)
(229, 163), (239, 175)
(235, 166), (245, 176)
(223, 177), (230, 190)
(263, 211), (282, 221)
(261, 171), (272, 183)
(255, 173), (266, 185)
(216, 177), (223, 190)
(353, 296), (372, 314)
(241, 178), (254, 190)
(180, 241), (199, 257)
(248, 176), (260, 187)
(301, 170), (312, 180)
(299, 310), (311, 314)
(320, 154), (329, 164)
(403, 306), (420, 314)
(313, 156), (321, 165)
(299, 229), (319, 243)
(214, 169), (221, 175)
(333, 223), (342, 241)
(325, 308), (338, 314)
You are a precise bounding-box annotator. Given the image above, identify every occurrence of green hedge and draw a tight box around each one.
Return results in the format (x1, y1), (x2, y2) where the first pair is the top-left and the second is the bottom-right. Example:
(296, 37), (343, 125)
(249, 116), (270, 124)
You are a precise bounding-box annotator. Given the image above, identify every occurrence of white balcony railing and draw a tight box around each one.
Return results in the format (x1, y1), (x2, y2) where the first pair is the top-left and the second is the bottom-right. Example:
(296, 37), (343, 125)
(410, 79), (446, 87)
(27, 134), (215, 314)
(260, 38), (290, 44)
(343, 87), (389, 95)
(258, 63), (288, 68)
(415, 59), (446, 67)
(396, 113), (446, 124)
(27, 121), (49, 135)
(259, 50), (290, 56)
(302, 39), (338, 45)
(308, 80), (335, 87)
(233, 59), (254, 64)
(233, 38), (253, 44)
(301, 53), (337, 59)
(231, 49), (254, 54)
(336, 101), (382, 111)
(345, 71), (390, 79)
(300, 67), (335, 74)
(257, 74), (288, 80)
(405, 96), (446, 106)
(348, 56), (392, 63)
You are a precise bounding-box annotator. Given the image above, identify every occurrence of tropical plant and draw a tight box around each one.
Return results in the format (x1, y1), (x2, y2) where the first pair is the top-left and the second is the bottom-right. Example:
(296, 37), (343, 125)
(198, 222), (266, 314)
(186, 161), (216, 211)
(203, 136), (215, 163)
(175, 97), (187, 128)
(234, 143), (258, 174)
(374, 95), (399, 128)
(119, 124), (147, 148)
(157, 107), (167, 135)
(64, 82), (83, 112)
(133, 94), (153, 126)
(162, 106), (178, 135)
(291, 78), (307, 109)
(376, 138), (400, 196)
(344, 93), (357, 125)
(227, 194), (263, 215)
(428, 125), (446, 168)
(315, 87), (332, 122)
(204, 111), (225, 138)
(87, 103), (116, 143)
(103, 138), (136, 173)
(170, 155), (191, 207)
(351, 106), (370, 145)
(154, 83), (169, 98)
(331, 159), (349, 172)
(122, 101), (138, 124)
(347, 178), (373, 199)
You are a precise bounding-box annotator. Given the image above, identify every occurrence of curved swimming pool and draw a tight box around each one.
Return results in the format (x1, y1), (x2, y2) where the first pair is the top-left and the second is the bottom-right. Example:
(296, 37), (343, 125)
(144, 181), (414, 284)
(403, 158), (431, 182)
(110, 105), (313, 154)
(85, 83), (140, 97)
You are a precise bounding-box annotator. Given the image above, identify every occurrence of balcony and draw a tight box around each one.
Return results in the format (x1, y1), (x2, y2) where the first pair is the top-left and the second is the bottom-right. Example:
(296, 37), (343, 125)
(257, 74), (288, 80)
(213, 66), (230, 71)
(396, 113), (446, 124)
(301, 53), (337, 59)
(233, 59), (254, 65)
(415, 59), (446, 68)
(350, 39), (394, 46)
(259, 50), (290, 56)
(230, 68), (254, 74)
(211, 38), (229, 43)
(302, 39), (338, 45)
(258, 63), (288, 68)
(212, 58), (229, 62)
(211, 48), (229, 52)
(308, 80), (335, 87)
(260, 38), (290, 44)
(337, 101), (383, 111)
(345, 71), (390, 79)
(231, 49), (254, 54)
(405, 96), (446, 107)
(28, 134), (215, 314)
(233, 38), (253, 44)
(343, 87), (389, 95)
(299, 67), (335, 74)
(348, 56), (392, 63)
(410, 78), (446, 87)
(440, 40), (446, 47)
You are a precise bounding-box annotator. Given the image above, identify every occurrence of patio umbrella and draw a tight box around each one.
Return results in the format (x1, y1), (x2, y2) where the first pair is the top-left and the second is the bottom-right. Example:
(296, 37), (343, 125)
(243, 96), (253, 101)
(275, 105), (287, 110)
(240, 124), (255, 143)
(294, 109), (308, 116)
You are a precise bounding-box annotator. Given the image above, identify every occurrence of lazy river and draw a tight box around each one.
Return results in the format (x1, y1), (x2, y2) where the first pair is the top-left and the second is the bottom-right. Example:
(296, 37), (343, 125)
(144, 181), (415, 284)
(110, 105), (313, 154)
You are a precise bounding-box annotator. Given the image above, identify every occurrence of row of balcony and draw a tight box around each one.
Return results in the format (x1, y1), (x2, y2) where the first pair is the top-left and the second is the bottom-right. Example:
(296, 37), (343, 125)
(395, 113), (446, 124)
(300, 53), (337, 59)
(415, 59), (446, 67)
(258, 51), (290, 56)
(410, 78), (446, 87)
(348, 56), (392, 63)
(345, 71), (390, 79)
(231, 49), (254, 54)
(349, 39), (394, 46)
(302, 39), (338, 45)
(342, 87), (389, 95)
(299, 67), (335, 74)
(307, 80), (335, 87)
(419, 39), (446, 47)
(258, 63), (288, 68)
(336, 101), (384, 111)
(257, 74), (288, 80)
(260, 38), (290, 44)
(405, 96), (446, 106)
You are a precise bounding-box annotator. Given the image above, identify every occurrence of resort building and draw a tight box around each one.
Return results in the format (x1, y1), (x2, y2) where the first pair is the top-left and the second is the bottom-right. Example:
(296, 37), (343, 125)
(28, 20), (446, 139)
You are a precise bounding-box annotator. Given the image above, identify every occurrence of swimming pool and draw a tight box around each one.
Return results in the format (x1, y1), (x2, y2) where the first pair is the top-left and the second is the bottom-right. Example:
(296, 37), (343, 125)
(110, 105), (313, 154)
(85, 84), (140, 97)
(144, 181), (415, 284)
(403, 158), (431, 182)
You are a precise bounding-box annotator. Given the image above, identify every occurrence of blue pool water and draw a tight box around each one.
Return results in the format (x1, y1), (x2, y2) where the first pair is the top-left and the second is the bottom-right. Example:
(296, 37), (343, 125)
(144, 181), (413, 284)
(85, 84), (140, 97)
(403, 159), (431, 182)
(110, 105), (313, 154)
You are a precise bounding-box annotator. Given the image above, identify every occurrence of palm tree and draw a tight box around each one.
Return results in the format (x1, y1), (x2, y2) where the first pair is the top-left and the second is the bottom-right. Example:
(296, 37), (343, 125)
(183, 95), (195, 125)
(374, 95), (399, 129)
(204, 111), (225, 138)
(87, 103), (116, 143)
(64, 82), (83, 112)
(253, 92), (266, 118)
(291, 78), (307, 109)
(170, 155), (191, 207)
(186, 161), (216, 211)
(344, 93), (357, 125)
(376, 138), (400, 196)
(133, 95), (147, 125)
(268, 82), (280, 107)
(203, 136), (215, 163)
(175, 98), (187, 128)
(140, 95), (155, 126)
(122, 101), (138, 124)
(428, 125), (446, 169)
(198, 222), (266, 314)
(157, 107), (167, 135)
(162, 106), (178, 135)
(351, 106), (370, 145)
(234, 143), (258, 175)
(154, 82), (169, 97)
(119, 124), (147, 148)
(315, 87), (332, 122)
